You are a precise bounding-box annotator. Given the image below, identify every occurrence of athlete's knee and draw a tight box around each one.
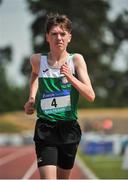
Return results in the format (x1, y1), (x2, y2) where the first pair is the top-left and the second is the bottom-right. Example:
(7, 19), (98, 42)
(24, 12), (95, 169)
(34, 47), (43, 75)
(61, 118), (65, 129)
(57, 167), (71, 179)
(39, 165), (56, 179)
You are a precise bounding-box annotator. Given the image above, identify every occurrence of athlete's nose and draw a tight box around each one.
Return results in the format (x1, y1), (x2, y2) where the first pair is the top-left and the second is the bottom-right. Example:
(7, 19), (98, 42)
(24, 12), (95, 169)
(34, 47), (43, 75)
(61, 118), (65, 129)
(57, 33), (62, 40)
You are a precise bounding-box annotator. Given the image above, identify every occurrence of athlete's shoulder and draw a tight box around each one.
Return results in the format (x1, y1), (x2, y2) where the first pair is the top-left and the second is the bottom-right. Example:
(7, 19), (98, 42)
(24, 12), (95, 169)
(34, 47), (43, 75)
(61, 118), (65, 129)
(29, 53), (41, 74)
(72, 53), (84, 60)
(72, 53), (86, 67)
(30, 53), (41, 65)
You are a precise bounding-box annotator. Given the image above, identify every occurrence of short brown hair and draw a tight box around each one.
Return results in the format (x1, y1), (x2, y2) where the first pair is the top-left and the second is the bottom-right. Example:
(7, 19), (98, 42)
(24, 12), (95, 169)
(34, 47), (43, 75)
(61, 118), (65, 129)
(45, 13), (72, 33)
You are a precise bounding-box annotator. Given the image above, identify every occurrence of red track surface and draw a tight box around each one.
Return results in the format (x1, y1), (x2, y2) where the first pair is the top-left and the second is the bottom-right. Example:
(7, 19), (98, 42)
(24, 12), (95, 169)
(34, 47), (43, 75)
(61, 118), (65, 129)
(0, 145), (87, 179)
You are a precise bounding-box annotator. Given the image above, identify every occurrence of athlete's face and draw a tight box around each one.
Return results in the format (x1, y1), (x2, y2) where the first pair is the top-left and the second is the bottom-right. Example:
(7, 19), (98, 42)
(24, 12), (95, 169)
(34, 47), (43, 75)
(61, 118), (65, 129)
(46, 25), (71, 51)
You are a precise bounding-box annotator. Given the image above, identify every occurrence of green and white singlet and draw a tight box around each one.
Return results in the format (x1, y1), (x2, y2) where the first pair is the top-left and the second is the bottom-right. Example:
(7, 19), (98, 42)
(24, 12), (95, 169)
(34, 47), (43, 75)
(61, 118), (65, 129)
(36, 54), (79, 122)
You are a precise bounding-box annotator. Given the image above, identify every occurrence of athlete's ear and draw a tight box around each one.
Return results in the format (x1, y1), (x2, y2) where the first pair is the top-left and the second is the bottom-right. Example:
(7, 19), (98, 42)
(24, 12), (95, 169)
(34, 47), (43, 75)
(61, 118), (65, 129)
(68, 33), (72, 42)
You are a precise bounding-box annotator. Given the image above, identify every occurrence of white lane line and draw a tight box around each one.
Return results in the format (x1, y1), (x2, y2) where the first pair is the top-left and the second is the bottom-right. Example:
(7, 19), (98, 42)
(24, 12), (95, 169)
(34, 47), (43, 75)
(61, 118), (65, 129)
(76, 156), (99, 180)
(0, 149), (31, 166)
(22, 160), (37, 180)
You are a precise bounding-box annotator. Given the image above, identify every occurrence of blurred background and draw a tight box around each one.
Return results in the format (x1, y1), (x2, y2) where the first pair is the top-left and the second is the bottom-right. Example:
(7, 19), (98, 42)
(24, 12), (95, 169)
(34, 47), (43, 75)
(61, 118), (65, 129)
(0, 0), (128, 179)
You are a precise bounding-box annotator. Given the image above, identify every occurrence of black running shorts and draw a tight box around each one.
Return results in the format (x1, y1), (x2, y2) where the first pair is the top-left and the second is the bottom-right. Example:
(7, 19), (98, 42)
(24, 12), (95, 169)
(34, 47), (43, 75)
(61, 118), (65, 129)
(33, 118), (82, 169)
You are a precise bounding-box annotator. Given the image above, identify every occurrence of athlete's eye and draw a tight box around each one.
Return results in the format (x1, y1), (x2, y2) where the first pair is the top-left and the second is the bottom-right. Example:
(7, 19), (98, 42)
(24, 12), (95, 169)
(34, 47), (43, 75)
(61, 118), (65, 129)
(50, 32), (66, 37)
(60, 32), (66, 36)
(51, 32), (57, 36)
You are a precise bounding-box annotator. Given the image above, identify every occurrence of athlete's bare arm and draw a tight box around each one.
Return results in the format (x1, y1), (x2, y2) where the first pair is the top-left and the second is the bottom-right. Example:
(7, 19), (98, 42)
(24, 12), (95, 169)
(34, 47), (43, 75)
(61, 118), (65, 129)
(24, 54), (40, 114)
(60, 53), (95, 102)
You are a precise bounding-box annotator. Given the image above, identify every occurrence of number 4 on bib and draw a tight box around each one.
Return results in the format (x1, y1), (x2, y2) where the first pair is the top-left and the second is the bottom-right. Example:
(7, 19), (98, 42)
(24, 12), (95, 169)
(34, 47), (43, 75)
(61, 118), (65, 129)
(51, 98), (57, 107)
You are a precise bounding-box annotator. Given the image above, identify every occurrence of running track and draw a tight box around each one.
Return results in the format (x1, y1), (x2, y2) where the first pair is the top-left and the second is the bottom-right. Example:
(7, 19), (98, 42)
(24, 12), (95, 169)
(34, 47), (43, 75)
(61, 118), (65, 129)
(0, 145), (87, 179)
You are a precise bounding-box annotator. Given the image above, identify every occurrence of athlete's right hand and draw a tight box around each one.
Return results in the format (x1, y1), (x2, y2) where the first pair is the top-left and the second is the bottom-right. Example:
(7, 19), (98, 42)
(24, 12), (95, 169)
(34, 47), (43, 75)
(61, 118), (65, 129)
(24, 98), (35, 115)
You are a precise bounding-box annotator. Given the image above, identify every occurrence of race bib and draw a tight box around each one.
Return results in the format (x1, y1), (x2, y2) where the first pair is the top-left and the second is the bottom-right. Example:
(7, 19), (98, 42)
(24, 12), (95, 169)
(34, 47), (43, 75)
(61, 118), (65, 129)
(41, 90), (71, 114)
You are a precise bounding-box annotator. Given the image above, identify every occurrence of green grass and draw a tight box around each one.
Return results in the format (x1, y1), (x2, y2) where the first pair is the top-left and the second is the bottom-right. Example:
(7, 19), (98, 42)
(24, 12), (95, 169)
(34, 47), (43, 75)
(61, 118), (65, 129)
(78, 150), (128, 179)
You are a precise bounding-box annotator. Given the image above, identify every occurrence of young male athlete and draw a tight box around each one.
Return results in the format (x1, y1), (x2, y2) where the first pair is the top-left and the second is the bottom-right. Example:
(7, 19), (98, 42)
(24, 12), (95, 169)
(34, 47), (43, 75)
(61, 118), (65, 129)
(24, 13), (95, 179)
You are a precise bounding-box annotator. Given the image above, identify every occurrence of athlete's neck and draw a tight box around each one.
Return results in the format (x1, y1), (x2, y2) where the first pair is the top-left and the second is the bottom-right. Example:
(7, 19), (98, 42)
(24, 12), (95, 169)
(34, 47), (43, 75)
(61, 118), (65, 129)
(48, 51), (69, 68)
(49, 50), (69, 61)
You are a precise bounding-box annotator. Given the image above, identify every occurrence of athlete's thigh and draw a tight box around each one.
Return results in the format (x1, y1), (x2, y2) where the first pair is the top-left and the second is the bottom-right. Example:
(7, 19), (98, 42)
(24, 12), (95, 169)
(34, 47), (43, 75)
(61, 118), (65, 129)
(57, 143), (78, 169)
(36, 145), (58, 179)
(35, 144), (58, 167)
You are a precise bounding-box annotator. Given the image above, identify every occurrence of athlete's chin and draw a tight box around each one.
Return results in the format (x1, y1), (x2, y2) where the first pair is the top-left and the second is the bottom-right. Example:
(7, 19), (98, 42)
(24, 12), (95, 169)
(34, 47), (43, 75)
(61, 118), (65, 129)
(56, 44), (63, 48)
(55, 45), (65, 51)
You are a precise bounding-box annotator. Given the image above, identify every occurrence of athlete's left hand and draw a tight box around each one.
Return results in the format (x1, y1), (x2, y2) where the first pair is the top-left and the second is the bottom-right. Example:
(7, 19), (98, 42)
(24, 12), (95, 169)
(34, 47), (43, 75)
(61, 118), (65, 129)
(60, 63), (72, 79)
